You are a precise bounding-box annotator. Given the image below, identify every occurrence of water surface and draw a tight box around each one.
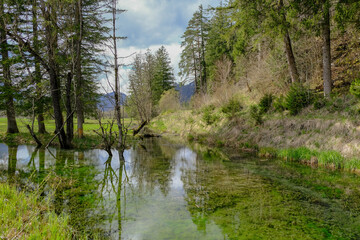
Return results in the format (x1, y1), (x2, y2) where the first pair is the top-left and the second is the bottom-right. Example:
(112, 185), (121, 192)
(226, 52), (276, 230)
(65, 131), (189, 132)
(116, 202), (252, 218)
(1, 139), (360, 239)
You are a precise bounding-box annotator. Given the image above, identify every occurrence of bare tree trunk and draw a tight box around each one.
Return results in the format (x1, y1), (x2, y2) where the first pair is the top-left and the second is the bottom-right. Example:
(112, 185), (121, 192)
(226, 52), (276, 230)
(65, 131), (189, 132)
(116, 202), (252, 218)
(66, 72), (74, 141)
(75, 0), (84, 138)
(192, 48), (198, 92)
(284, 32), (299, 83)
(200, 5), (207, 93)
(0, 0), (19, 134)
(42, 1), (69, 149)
(112, 0), (124, 149)
(322, 0), (332, 97)
(279, 0), (299, 83)
(32, 0), (46, 134)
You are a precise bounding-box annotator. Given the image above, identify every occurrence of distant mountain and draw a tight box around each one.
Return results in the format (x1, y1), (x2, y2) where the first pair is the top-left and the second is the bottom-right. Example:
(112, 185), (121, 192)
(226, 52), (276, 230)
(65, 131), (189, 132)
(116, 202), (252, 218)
(99, 92), (127, 111)
(175, 81), (195, 103)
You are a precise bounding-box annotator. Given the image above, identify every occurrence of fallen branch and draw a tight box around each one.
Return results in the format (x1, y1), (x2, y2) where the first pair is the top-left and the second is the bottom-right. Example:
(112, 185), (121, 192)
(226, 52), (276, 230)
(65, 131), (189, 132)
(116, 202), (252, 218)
(133, 121), (147, 136)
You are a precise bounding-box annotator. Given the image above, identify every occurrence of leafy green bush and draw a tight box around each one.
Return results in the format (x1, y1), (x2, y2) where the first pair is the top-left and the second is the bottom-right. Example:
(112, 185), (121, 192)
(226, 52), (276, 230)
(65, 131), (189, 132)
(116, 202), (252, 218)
(285, 83), (313, 115)
(350, 78), (360, 99)
(221, 98), (242, 117)
(259, 93), (273, 114)
(202, 105), (219, 125)
(250, 105), (263, 125)
(273, 95), (286, 112)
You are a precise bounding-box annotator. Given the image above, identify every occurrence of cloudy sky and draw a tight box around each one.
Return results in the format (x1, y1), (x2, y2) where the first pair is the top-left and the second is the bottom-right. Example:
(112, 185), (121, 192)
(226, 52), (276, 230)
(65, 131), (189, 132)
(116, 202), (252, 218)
(100, 0), (219, 94)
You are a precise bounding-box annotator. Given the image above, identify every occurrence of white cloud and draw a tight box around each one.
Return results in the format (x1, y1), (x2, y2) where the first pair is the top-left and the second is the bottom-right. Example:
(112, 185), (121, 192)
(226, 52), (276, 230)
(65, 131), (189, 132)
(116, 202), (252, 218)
(98, 0), (220, 94)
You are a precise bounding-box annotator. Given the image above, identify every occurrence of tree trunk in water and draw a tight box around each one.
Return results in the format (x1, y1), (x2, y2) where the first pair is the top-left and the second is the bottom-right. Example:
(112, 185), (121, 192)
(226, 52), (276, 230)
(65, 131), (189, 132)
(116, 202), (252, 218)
(42, 2), (69, 149)
(66, 72), (74, 141)
(112, 0), (124, 149)
(0, 0), (19, 134)
(322, 0), (332, 97)
(37, 113), (46, 134)
(75, 0), (84, 138)
(32, 0), (46, 134)
(284, 32), (300, 83)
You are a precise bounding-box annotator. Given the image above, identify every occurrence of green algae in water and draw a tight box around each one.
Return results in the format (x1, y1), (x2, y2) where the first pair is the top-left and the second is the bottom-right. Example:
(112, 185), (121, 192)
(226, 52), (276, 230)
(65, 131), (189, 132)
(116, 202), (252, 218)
(0, 140), (360, 239)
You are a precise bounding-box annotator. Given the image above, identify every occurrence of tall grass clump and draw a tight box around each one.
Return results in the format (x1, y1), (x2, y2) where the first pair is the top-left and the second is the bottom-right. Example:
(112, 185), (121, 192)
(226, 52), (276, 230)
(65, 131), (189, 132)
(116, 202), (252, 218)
(344, 158), (360, 171)
(285, 83), (313, 115)
(278, 147), (316, 162)
(0, 183), (73, 239)
(318, 150), (344, 168)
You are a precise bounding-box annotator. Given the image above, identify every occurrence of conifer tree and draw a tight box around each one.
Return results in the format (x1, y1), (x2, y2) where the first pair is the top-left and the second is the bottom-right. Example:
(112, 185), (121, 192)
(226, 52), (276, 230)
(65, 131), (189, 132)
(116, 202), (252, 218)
(152, 46), (175, 104)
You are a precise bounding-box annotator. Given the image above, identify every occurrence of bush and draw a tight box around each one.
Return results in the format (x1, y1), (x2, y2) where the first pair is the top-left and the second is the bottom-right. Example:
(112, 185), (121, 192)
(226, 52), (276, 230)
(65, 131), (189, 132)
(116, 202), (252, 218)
(250, 105), (263, 125)
(350, 78), (360, 99)
(258, 93), (273, 114)
(273, 95), (286, 112)
(221, 97), (242, 117)
(158, 89), (181, 113)
(285, 83), (313, 115)
(202, 105), (219, 125)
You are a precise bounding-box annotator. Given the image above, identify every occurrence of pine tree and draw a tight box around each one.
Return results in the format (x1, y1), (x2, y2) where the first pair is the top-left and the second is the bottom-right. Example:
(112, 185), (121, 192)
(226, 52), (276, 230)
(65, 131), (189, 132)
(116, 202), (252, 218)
(152, 46), (175, 104)
(179, 5), (209, 93)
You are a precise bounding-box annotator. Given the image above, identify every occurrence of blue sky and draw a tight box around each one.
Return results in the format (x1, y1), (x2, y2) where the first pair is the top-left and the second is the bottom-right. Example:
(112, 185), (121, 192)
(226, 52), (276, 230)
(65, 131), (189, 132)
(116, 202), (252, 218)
(100, 0), (219, 93)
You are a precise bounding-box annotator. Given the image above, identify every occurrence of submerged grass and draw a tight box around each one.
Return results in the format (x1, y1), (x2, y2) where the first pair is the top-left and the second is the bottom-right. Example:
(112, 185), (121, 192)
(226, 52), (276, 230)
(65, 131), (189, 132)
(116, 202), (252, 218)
(0, 182), (72, 239)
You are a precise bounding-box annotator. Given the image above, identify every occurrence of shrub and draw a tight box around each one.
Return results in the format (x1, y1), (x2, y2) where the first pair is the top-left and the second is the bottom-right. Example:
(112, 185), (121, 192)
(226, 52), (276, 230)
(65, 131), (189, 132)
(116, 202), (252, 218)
(259, 93), (273, 114)
(250, 105), (263, 125)
(285, 83), (313, 115)
(221, 97), (242, 117)
(273, 95), (286, 112)
(350, 78), (360, 99)
(202, 105), (219, 125)
(158, 89), (181, 113)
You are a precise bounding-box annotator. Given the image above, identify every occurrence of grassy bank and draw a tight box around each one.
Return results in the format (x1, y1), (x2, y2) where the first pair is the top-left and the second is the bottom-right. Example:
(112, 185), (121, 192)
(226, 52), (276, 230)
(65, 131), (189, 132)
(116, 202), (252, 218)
(0, 117), (137, 149)
(0, 182), (72, 239)
(150, 94), (360, 173)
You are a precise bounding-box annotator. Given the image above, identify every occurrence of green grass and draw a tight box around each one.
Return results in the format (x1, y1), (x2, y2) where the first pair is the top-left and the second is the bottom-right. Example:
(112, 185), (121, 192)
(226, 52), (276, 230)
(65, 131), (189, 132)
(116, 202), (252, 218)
(318, 150), (344, 169)
(278, 147), (317, 162)
(0, 117), (138, 149)
(0, 182), (72, 239)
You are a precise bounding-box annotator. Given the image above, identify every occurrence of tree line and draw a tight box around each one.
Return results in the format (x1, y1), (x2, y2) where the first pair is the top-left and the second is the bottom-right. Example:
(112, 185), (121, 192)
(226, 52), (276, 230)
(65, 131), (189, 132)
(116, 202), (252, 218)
(0, 0), (122, 149)
(179, 0), (360, 97)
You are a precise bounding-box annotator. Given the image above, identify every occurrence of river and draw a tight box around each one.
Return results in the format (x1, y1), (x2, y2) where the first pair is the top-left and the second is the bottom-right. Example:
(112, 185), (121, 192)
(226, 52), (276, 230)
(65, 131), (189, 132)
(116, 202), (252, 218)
(1, 138), (360, 239)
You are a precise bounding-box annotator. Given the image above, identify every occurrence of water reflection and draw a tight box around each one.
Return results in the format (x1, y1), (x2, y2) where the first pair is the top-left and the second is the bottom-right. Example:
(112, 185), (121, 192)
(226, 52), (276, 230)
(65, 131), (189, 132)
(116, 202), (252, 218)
(1, 139), (360, 239)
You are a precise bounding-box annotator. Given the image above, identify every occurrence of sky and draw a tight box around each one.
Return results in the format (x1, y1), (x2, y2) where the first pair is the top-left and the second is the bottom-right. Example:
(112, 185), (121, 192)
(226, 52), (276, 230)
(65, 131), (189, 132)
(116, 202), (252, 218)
(99, 0), (219, 94)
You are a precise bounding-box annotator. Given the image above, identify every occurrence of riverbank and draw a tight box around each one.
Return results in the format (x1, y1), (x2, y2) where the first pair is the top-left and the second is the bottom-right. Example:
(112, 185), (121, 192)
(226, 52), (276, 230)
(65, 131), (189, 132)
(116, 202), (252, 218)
(149, 100), (360, 172)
